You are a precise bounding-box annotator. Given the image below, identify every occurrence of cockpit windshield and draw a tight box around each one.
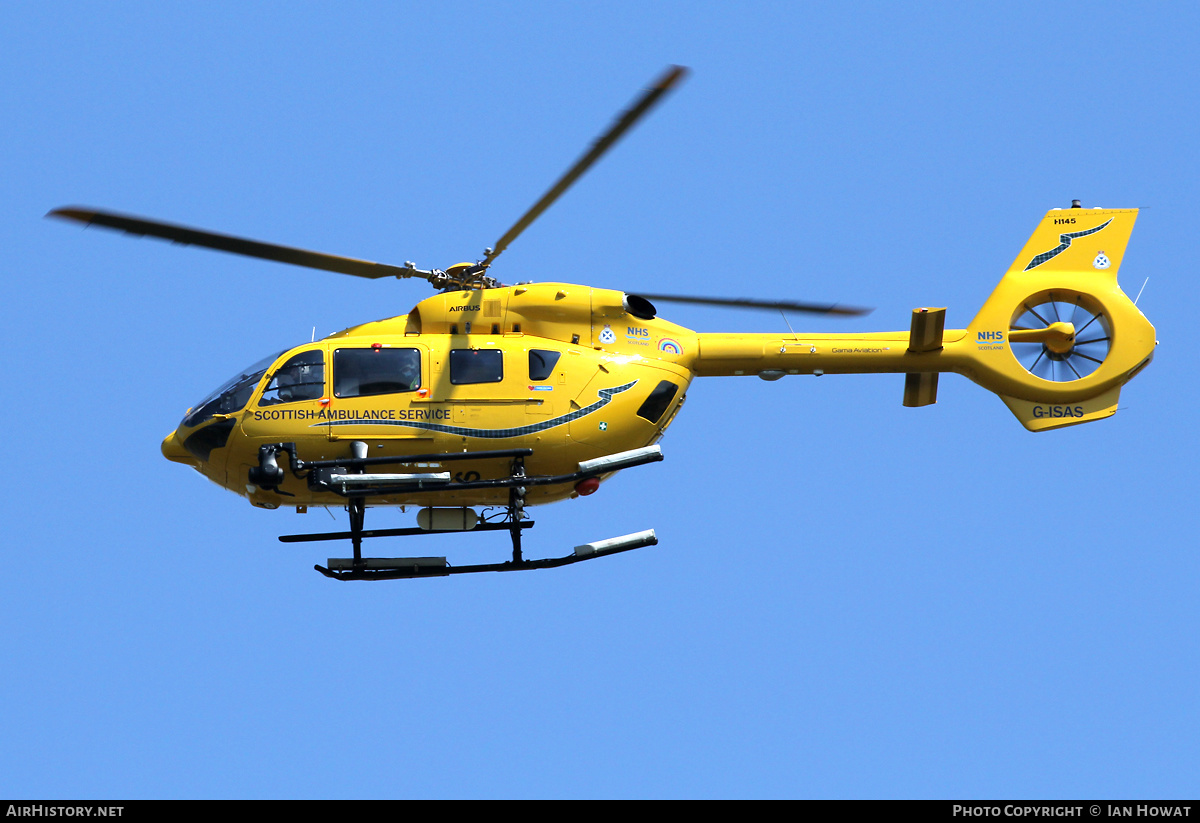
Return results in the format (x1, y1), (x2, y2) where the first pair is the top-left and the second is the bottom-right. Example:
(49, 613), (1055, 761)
(181, 350), (284, 428)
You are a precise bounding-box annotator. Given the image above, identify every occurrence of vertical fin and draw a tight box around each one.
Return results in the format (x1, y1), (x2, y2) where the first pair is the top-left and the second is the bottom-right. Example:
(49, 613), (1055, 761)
(1008, 207), (1137, 280)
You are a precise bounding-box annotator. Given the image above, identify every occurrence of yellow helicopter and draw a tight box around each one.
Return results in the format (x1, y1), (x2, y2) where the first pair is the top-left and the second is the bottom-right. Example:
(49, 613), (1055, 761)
(49, 66), (1156, 580)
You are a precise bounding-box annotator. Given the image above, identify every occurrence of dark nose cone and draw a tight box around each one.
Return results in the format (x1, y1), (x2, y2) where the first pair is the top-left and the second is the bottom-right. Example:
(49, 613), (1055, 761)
(161, 429), (195, 465)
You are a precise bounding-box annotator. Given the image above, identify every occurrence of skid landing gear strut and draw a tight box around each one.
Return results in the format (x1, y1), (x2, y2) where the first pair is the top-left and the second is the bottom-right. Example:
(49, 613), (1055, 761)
(269, 446), (664, 580)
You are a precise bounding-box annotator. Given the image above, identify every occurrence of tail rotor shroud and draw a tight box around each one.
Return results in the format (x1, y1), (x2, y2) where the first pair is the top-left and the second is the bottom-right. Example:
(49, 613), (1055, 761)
(1010, 293), (1112, 383)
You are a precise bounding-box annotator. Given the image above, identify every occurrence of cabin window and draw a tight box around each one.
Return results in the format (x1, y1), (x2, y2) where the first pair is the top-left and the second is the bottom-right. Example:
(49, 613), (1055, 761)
(333, 348), (421, 398)
(450, 349), (503, 385)
(259, 350), (325, 406)
(636, 380), (679, 423)
(528, 349), (561, 381)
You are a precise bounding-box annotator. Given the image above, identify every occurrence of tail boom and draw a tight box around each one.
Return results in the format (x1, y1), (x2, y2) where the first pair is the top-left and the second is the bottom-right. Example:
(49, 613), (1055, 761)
(688, 206), (1155, 431)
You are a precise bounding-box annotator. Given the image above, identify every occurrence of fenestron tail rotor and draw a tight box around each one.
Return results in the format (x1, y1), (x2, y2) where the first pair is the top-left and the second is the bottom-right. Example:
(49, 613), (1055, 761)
(1009, 294), (1111, 382)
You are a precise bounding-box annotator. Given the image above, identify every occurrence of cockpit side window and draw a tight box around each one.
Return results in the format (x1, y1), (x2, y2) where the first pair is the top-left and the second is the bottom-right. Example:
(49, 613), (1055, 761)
(333, 348), (421, 398)
(181, 350), (284, 428)
(259, 350), (325, 406)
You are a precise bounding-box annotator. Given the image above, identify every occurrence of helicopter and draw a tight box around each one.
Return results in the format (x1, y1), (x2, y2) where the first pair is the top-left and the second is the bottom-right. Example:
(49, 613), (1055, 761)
(49, 66), (1156, 580)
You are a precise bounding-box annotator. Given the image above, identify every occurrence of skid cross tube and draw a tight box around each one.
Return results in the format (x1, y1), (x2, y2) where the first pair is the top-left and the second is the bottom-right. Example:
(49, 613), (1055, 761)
(263, 444), (664, 580)
(292, 452), (541, 577)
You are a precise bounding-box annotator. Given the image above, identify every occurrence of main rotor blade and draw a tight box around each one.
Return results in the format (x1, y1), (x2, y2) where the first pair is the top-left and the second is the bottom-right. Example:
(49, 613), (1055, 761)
(481, 65), (689, 269)
(47, 207), (437, 283)
(635, 293), (873, 317)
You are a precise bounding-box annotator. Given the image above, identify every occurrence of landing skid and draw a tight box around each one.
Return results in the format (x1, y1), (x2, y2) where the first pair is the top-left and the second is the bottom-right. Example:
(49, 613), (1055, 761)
(264, 443), (664, 580)
(312, 529), (658, 581)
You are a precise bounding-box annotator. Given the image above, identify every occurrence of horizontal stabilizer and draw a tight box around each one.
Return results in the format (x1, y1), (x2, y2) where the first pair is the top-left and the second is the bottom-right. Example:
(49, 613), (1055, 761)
(903, 372), (939, 407)
(907, 307), (946, 353)
(903, 307), (945, 407)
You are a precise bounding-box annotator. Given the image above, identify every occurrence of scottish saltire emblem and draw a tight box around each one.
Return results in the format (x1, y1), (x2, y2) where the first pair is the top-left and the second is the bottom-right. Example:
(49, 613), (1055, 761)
(599, 325), (616, 344)
(1093, 251), (1111, 270)
(1023, 218), (1113, 271)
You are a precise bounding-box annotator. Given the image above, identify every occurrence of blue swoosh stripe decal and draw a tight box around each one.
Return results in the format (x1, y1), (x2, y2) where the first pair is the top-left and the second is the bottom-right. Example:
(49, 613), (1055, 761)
(1023, 218), (1113, 271)
(313, 380), (639, 440)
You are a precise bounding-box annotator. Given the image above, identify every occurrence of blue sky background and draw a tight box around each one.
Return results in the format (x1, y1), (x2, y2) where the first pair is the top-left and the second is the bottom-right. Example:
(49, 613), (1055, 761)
(2, 1), (1197, 799)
